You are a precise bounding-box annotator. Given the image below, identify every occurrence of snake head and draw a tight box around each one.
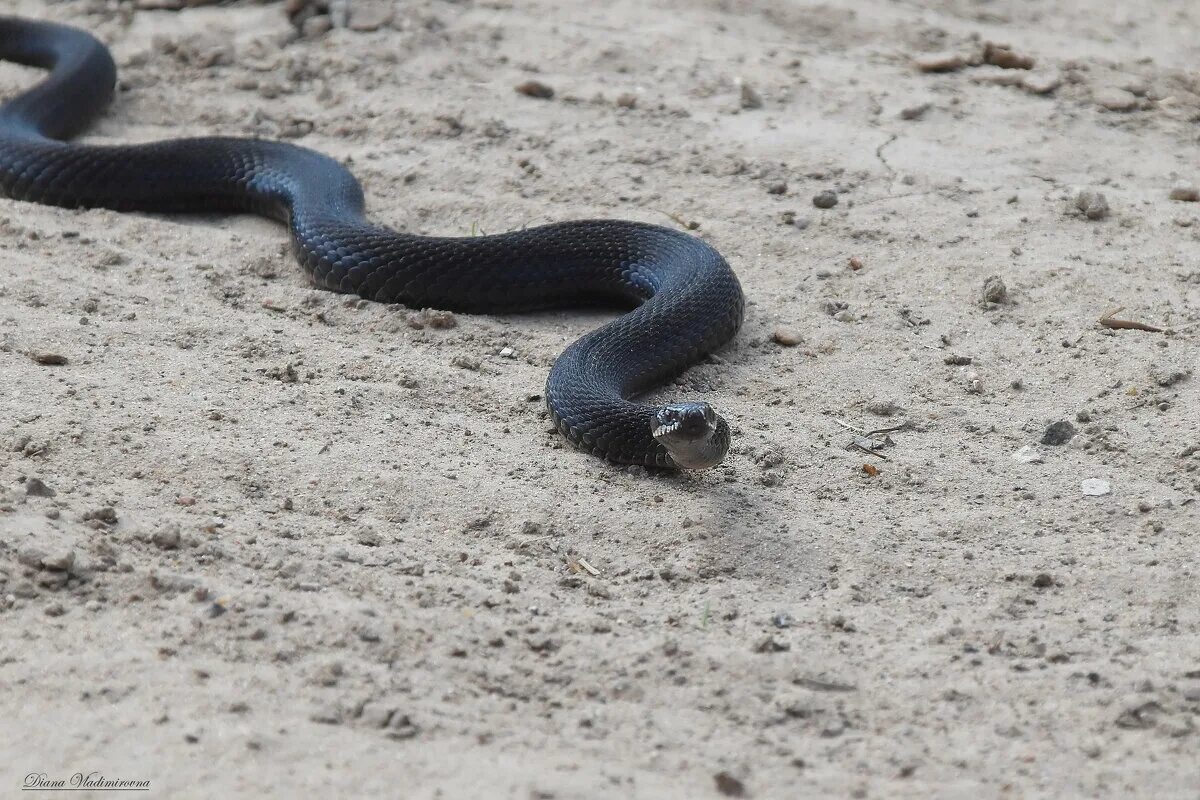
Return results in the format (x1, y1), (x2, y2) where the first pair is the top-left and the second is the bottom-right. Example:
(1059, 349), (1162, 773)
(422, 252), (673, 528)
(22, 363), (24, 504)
(651, 402), (731, 470)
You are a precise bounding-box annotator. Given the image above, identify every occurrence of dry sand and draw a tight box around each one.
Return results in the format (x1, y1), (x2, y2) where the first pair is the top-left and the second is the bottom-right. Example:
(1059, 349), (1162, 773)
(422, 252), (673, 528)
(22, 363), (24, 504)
(2, 0), (1199, 797)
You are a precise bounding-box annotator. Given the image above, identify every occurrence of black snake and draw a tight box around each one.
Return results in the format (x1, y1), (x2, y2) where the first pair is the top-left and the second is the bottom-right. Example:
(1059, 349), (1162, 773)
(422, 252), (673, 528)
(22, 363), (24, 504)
(0, 16), (744, 468)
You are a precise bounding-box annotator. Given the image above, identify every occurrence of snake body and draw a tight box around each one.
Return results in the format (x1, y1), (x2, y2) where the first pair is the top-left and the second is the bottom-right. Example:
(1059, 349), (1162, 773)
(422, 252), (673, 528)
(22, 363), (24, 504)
(0, 17), (744, 468)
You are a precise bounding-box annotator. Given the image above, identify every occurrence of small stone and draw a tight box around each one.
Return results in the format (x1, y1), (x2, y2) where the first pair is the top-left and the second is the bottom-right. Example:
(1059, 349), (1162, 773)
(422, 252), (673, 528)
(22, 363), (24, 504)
(865, 399), (899, 417)
(17, 545), (48, 569)
(754, 635), (790, 653)
(771, 327), (803, 347)
(359, 700), (396, 728)
(1032, 573), (1054, 588)
(766, 181), (787, 195)
(301, 15), (332, 37)
(1011, 445), (1044, 464)
(943, 354), (973, 366)
(309, 704), (343, 725)
(30, 352), (68, 366)
(451, 355), (481, 371)
(832, 310), (855, 323)
(385, 712), (420, 740)
(981, 275), (1008, 304)
(1094, 87), (1139, 112)
(37, 570), (69, 589)
(44, 602), (66, 617)
(24, 478), (55, 497)
(152, 526), (182, 550)
(982, 42), (1034, 70)
(412, 308), (456, 329)
(812, 190), (838, 209)
(739, 81), (763, 110)
(714, 772), (747, 797)
(1150, 363), (1191, 387)
(1041, 421), (1077, 446)
(615, 93), (637, 109)
(913, 52), (967, 73)
(41, 549), (75, 572)
(1169, 185), (1200, 202)
(899, 102), (931, 120)
(1021, 72), (1062, 95)
(1074, 190), (1109, 220)
(1081, 478), (1111, 497)
(772, 612), (793, 628)
(83, 507), (118, 525)
(515, 80), (554, 100)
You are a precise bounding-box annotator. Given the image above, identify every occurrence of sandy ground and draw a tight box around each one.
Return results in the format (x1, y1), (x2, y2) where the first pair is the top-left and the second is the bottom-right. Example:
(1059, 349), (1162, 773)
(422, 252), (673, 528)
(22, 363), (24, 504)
(1, 0), (1198, 797)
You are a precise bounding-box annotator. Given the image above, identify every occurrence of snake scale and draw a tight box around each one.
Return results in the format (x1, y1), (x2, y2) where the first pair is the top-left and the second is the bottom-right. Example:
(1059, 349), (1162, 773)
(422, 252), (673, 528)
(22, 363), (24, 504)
(0, 16), (744, 469)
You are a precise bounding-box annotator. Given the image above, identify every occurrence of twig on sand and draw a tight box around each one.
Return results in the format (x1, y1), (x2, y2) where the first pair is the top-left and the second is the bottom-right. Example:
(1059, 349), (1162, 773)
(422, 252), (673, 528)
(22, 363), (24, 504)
(657, 210), (700, 230)
(853, 438), (890, 460)
(833, 419), (907, 460)
(568, 557), (601, 576)
(833, 418), (908, 438)
(1099, 306), (1163, 333)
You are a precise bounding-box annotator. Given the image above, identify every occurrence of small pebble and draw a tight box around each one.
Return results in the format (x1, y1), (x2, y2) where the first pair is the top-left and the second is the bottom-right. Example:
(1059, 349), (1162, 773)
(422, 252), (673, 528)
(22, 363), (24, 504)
(301, 16), (333, 37)
(1011, 445), (1044, 464)
(1021, 72), (1062, 95)
(615, 93), (637, 109)
(451, 355), (481, 371)
(83, 506), (118, 525)
(1032, 573), (1054, 589)
(754, 635), (790, 653)
(913, 52), (967, 73)
(714, 772), (747, 798)
(41, 549), (75, 572)
(1081, 478), (1111, 497)
(18, 546), (48, 569)
(1041, 421), (1077, 446)
(44, 602), (66, 617)
(152, 526), (182, 550)
(1074, 190), (1109, 220)
(899, 102), (931, 120)
(30, 352), (68, 366)
(1094, 87), (1138, 112)
(514, 80), (554, 100)
(25, 478), (55, 497)
(766, 181), (787, 195)
(771, 327), (803, 347)
(865, 398), (899, 416)
(739, 82), (763, 110)
(1169, 185), (1199, 202)
(982, 42), (1034, 70)
(981, 275), (1008, 304)
(812, 190), (838, 209)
